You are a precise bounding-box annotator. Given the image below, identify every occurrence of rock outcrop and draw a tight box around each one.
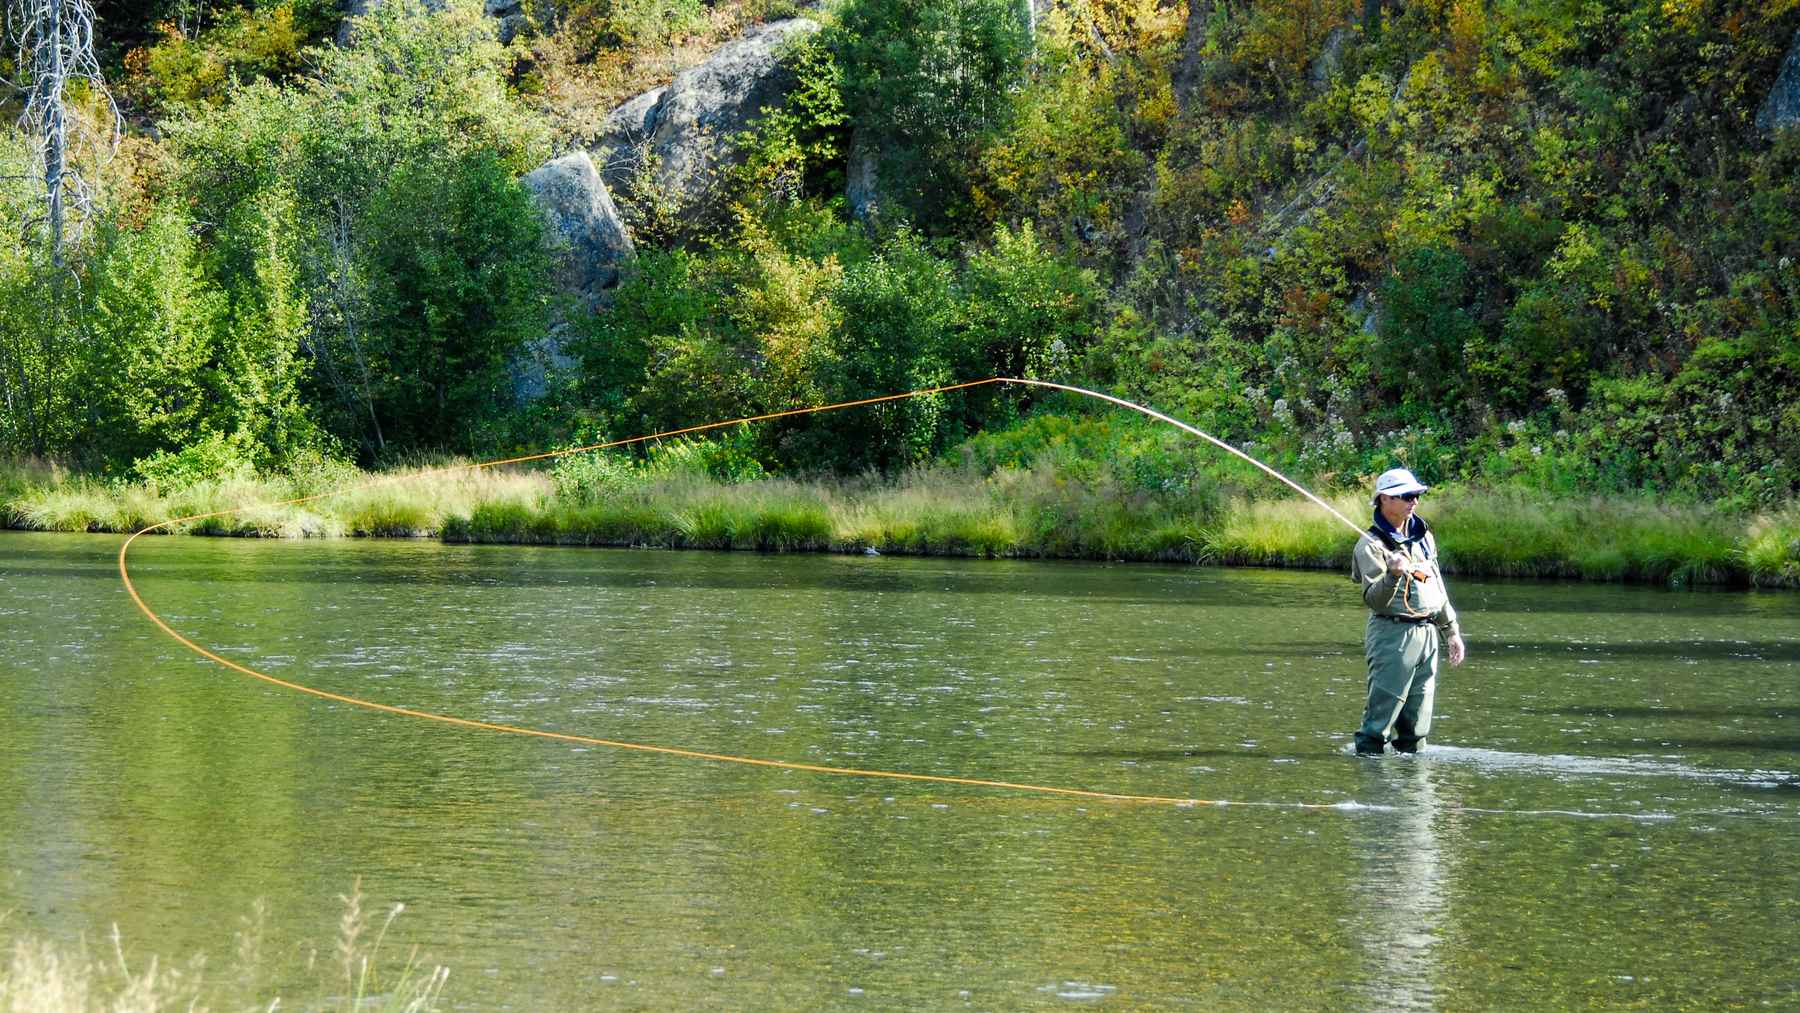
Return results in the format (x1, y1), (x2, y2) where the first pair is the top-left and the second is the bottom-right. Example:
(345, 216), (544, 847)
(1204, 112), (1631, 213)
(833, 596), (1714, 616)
(521, 150), (635, 304)
(513, 150), (635, 400)
(1758, 27), (1800, 135)
(1310, 26), (1352, 92)
(334, 0), (380, 46)
(589, 86), (667, 192)
(595, 18), (822, 209)
(1172, 0), (1218, 110)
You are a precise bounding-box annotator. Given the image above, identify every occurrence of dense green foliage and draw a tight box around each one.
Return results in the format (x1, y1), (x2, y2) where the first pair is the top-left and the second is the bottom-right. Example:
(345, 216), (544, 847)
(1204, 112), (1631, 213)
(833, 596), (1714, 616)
(826, 0), (1032, 224)
(573, 216), (1102, 470)
(2, 0), (550, 474)
(576, 0), (1800, 510)
(1117, 0), (1800, 509)
(165, 0), (550, 457)
(4, 0), (1799, 542)
(115, 0), (340, 111)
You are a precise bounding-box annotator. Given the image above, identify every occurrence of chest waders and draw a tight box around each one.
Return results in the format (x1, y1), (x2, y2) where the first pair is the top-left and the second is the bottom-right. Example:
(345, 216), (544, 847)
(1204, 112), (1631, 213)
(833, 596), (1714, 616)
(1356, 521), (1441, 755)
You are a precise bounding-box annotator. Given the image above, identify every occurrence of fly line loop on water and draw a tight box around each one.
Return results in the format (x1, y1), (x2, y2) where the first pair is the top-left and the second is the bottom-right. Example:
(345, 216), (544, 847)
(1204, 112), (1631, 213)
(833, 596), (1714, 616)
(116, 378), (1366, 811)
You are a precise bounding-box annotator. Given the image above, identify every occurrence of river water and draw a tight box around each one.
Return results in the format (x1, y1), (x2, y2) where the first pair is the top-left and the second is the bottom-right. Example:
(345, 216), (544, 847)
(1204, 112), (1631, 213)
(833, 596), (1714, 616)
(2, 531), (1796, 1008)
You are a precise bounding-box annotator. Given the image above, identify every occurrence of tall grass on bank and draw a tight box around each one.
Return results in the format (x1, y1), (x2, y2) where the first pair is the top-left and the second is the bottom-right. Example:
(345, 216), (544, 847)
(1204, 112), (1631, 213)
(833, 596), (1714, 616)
(1208, 494), (1368, 569)
(0, 880), (447, 1012)
(442, 475), (837, 551)
(4, 456), (1797, 587)
(1206, 489), (1762, 585)
(1744, 506), (1800, 587)
(835, 469), (1024, 556)
(2, 457), (551, 538)
(1435, 490), (1740, 584)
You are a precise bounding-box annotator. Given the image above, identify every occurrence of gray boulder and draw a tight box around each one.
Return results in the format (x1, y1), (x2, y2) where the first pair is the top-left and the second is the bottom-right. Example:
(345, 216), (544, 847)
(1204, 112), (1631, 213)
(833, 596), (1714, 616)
(335, 0), (379, 46)
(1758, 27), (1800, 135)
(513, 151), (635, 402)
(521, 150), (635, 303)
(641, 18), (822, 204)
(589, 86), (667, 192)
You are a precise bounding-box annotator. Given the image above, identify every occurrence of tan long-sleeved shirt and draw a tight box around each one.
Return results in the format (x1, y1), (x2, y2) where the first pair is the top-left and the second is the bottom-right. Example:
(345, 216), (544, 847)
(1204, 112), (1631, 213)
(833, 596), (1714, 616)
(1350, 519), (1460, 639)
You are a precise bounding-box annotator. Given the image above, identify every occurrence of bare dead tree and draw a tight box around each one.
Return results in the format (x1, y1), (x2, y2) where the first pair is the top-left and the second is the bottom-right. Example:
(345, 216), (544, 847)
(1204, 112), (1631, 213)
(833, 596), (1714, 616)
(3, 0), (121, 266)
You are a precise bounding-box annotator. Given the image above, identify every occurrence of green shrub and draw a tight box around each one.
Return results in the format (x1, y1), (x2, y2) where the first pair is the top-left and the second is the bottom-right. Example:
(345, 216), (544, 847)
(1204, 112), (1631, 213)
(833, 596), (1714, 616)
(954, 221), (1104, 404)
(730, 38), (851, 207)
(561, 0), (707, 52)
(1373, 245), (1475, 415)
(124, 1), (324, 112)
(645, 431), (769, 483)
(551, 447), (642, 505)
(166, 0), (550, 460)
(805, 229), (956, 470)
(357, 150), (551, 454)
(132, 433), (258, 492)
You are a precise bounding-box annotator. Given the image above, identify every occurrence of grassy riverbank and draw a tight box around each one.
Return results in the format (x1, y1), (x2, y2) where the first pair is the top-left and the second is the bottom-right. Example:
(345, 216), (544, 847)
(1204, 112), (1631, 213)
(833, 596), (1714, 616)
(5, 453), (1797, 588)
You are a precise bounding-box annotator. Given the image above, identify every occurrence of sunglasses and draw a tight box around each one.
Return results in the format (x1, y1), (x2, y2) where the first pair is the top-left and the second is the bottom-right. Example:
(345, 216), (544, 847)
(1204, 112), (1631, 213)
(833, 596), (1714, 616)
(1386, 492), (1422, 502)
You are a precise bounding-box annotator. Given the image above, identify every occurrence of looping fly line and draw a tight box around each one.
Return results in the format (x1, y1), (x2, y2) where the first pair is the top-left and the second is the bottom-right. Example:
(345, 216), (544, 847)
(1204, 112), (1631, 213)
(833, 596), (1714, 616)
(118, 377), (1363, 810)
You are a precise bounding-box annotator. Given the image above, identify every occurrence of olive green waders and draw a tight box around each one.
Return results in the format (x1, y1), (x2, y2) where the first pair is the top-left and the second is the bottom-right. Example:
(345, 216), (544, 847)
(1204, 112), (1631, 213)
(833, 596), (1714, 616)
(1350, 516), (1459, 754)
(1356, 615), (1438, 754)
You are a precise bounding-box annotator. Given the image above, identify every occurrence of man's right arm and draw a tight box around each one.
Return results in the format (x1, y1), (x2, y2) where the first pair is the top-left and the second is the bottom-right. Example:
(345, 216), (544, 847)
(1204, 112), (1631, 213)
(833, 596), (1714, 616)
(1351, 535), (1400, 611)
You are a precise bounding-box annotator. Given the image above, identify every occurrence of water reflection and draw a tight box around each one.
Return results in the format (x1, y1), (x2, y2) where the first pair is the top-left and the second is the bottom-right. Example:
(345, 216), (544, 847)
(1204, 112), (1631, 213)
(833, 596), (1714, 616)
(1352, 757), (1449, 1011)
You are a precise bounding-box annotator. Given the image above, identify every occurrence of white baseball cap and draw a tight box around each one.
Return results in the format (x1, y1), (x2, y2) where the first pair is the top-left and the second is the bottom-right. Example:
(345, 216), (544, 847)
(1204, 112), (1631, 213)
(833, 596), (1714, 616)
(1373, 467), (1429, 503)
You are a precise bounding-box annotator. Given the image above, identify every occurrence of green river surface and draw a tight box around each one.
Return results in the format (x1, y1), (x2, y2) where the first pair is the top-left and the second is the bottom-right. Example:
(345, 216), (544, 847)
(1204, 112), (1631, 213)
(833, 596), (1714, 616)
(2, 530), (1797, 1009)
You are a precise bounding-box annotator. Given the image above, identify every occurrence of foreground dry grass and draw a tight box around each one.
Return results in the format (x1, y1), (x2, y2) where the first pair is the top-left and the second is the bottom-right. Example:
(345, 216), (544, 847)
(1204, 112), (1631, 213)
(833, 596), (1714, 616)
(0, 882), (446, 1012)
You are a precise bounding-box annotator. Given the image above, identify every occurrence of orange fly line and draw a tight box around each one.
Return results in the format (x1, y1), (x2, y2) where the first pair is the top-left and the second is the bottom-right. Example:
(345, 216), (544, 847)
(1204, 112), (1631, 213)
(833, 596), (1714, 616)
(117, 377), (1364, 809)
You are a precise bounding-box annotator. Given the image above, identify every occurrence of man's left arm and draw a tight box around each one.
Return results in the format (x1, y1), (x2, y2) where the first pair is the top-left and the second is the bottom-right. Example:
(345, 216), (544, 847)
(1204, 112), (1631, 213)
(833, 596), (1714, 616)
(1438, 598), (1465, 666)
(1430, 534), (1466, 667)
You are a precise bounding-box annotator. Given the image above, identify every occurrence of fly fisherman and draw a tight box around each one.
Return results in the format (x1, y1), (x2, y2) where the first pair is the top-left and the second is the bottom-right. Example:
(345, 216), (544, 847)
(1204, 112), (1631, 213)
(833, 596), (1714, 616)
(1351, 468), (1466, 755)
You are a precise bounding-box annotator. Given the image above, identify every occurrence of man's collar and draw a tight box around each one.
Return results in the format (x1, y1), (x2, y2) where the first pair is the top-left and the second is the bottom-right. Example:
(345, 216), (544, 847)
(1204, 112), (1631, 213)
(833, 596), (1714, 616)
(1372, 508), (1420, 540)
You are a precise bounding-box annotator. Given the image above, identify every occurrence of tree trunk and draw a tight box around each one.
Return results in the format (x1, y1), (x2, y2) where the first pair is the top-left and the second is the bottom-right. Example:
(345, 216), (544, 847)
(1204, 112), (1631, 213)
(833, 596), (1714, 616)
(38, 0), (64, 266)
(10, 0), (119, 265)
